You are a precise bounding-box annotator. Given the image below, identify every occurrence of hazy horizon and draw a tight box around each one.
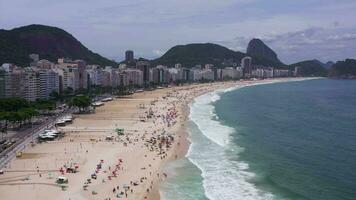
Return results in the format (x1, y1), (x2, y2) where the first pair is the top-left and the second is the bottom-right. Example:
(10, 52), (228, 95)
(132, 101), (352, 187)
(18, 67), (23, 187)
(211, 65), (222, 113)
(1, 0), (356, 64)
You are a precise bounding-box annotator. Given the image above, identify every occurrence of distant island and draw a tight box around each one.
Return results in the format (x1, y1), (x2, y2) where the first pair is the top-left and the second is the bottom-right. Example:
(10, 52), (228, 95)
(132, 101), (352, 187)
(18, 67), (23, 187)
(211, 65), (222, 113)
(0, 24), (355, 78)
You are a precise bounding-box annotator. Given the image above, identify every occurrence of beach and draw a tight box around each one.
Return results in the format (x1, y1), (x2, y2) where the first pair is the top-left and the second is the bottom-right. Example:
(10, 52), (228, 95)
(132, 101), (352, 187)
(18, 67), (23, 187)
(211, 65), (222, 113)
(0, 78), (307, 200)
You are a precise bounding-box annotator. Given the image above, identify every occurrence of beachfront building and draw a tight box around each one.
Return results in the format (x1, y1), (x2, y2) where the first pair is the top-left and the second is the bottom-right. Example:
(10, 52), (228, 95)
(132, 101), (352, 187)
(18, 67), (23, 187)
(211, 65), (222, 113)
(75, 60), (87, 89)
(0, 66), (60, 101)
(23, 68), (39, 101)
(86, 67), (101, 86)
(125, 50), (134, 63)
(201, 69), (215, 81)
(104, 66), (119, 88)
(53, 67), (69, 93)
(152, 65), (170, 84)
(168, 68), (179, 82)
(36, 59), (54, 69)
(251, 67), (274, 78)
(111, 69), (121, 87)
(294, 66), (302, 77)
(136, 60), (150, 84)
(273, 69), (290, 77)
(29, 53), (39, 66)
(174, 63), (182, 69)
(176, 67), (190, 82)
(214, 68), (222, 81)
(0, 69), (5, 99)
(241, 56), (252, 78)
(56, 58), (88, 90)
(221, 67), (241, 80)
(204, 64), (214, 70)
(37, 69), (59, 99)
(65, 67), (80, 91)
(188, 68), (203, 81)
(101, 70), (112, 87)
(3, 66), (26, 99)
(122, 69), (143, 86)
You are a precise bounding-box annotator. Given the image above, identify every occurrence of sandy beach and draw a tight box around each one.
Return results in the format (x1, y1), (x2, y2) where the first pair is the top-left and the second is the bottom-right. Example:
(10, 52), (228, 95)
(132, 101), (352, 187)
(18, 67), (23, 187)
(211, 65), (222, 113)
(0, 78), (308, 200)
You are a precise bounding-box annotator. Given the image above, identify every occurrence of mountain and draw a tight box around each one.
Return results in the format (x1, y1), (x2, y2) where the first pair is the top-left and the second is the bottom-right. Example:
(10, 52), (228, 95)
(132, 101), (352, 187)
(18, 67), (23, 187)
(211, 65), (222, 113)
(325, 61), (335, 69)
(246, 38), (283, 66)
(152, 41), (285, 68)
(0, 24), (117, 66)
(312, 59), (334, 69)
(151, 43), (245, 67)
(289, 60), (328, 77)
(329, 59), (356, 78)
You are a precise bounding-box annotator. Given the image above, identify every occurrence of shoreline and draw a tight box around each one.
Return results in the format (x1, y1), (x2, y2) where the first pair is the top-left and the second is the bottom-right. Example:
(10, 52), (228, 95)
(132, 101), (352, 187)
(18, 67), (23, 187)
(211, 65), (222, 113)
(0, 78), (317, 200)
(0, 80), (238, 200)
(157, 77), (320, 200)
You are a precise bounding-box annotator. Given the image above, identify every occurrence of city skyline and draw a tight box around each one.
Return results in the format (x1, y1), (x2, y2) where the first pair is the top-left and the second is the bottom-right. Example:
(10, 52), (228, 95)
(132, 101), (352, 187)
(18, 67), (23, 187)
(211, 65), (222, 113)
(1, 0), (356, 63)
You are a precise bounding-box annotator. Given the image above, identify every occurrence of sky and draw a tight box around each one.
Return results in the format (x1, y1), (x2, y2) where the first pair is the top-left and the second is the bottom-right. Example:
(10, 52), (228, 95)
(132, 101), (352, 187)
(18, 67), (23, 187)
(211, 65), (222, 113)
(1, 0), (356, 64)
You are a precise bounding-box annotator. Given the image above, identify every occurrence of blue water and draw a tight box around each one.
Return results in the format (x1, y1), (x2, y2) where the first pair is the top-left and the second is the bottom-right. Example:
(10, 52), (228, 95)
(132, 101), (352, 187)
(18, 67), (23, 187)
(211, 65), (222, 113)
(160, 79), (356, 200)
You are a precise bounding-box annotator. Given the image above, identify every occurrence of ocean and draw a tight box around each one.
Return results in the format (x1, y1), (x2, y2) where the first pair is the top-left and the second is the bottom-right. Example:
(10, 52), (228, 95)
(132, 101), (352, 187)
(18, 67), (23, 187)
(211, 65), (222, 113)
(160, 79), (356, 200)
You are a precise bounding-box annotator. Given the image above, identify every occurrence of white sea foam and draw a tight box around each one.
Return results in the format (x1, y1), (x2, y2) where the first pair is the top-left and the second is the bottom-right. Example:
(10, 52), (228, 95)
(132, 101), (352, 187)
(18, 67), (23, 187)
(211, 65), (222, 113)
(187, 83), (280, 200)
(162, 78), (318, 200)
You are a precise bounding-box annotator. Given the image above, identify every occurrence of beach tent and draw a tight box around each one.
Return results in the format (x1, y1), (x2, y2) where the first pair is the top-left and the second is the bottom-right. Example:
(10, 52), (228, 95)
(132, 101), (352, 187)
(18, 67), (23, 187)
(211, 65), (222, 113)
(105, 135), (114, 141)
(115, 128), (124, 136)
(56, 176), (68, 184)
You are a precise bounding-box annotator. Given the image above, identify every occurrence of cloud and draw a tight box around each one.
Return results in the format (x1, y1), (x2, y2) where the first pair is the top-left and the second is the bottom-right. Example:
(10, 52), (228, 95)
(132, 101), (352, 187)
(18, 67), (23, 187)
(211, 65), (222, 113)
(219, 27), (356, 64)
(326, 33), (356, 41)
(1, 0), (356, 63)
(152, 50), (164, 56)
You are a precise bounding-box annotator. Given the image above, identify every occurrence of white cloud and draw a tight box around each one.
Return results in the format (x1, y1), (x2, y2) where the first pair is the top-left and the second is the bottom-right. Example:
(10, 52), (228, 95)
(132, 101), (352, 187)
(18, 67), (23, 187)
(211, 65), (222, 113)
(152, 50), (164, 56)
(0, 0), (356, 62)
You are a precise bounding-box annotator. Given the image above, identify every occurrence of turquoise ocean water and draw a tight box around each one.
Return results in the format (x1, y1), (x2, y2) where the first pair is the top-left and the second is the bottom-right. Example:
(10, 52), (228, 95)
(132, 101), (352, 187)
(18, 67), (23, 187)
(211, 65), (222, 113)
(160, 79), (356, 200)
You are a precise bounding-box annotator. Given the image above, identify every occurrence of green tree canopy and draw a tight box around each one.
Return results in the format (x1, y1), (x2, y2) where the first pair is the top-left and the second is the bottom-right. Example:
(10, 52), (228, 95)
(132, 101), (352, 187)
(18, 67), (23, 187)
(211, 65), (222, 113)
(0, 98), (30, 112)
(70, 95), (91, 112)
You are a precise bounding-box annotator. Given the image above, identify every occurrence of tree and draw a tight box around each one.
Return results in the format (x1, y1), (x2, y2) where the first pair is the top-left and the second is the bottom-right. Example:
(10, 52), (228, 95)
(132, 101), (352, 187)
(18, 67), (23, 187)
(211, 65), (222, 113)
(70, 96), (91, 113)
(0, 98), (29, 112)
(33, 100), (56, 111)
(0, 112), (9, 138)
(50, 90), (63, 101)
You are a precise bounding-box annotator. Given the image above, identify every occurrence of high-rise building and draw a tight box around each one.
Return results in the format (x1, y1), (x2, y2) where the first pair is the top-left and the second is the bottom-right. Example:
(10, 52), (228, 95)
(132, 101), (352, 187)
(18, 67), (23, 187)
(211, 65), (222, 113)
(241, 56), (252, 78)
(294, 66), (302, 77)
(0, 69), (6, 99)
(125, 50), (134, 63)
(152, 65), (169, 84)
(75, 60), (87, 89)
(8, 69), (26, 98)
(122, 69), (143, 86)
(29, 54), (40, 66)
(136, 61), (150, 84)
(38, 69), (59, 99)
(23, 68), (39, 101)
